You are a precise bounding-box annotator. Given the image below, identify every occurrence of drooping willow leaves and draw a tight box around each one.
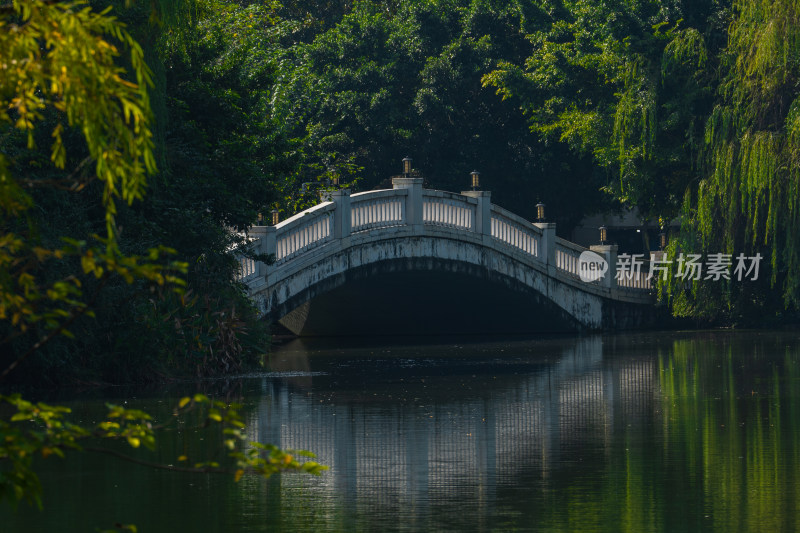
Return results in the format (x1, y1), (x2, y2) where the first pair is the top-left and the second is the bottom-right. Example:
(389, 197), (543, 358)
(0, 0), (187, 363)
(660, 0), (800, 320)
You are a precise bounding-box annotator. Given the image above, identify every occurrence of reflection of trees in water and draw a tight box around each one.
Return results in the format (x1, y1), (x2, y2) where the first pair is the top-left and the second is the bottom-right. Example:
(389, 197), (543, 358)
(658, 336), (800, 533)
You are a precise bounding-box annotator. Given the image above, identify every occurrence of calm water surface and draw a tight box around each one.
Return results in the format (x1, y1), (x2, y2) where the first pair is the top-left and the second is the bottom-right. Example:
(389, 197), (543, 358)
(4, 330), (800, 532)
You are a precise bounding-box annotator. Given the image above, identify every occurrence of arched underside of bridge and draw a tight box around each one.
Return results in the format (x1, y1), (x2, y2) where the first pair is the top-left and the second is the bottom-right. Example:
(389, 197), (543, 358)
(250, 236), (657, 336)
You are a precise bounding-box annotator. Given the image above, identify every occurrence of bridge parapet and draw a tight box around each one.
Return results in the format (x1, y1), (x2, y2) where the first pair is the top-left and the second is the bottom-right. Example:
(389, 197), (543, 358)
(274, 201), (335, 265)
(490, 204), (543, 260)
(555, 236), (585, 281)
(423, 190), (478, 231)
(350, 188), (407, 233)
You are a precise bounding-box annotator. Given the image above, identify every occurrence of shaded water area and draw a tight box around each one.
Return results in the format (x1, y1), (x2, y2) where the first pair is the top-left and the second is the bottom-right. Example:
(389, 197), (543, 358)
(4, 330), (800, 532)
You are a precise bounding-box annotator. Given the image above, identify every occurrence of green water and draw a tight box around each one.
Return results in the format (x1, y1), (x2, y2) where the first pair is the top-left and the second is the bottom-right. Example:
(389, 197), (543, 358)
(3, 330), (800, 532)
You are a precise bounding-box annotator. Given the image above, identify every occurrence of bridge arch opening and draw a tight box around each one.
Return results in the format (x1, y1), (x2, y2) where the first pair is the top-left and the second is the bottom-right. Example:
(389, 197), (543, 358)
(275, 259), (582, 336)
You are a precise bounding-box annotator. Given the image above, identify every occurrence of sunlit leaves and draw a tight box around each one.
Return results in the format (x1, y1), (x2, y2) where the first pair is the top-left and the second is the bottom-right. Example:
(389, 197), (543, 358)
(172, 394), (327, 478)
(0, 0), (156, 233)
(0, 1), (188, 361)
(0, 393), (326, 509)
(0, 394), (87, 509)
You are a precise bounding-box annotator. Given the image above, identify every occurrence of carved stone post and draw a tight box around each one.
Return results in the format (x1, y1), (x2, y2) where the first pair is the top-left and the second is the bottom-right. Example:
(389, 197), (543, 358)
(461, 190), (492, 236)
(262, 226), (277, 282)
(248, 225), (268, 278)
(590, 244), (618, 289)
(328, 189), (351, 239)
(534, 222), (557, 276)
(392, 177), (423, 232)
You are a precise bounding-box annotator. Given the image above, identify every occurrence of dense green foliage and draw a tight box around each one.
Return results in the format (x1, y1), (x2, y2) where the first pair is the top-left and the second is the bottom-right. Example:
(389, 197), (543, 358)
(2, 0), (799, 381)
(0, 0), (296, 383)
(273, 0), (603, 224)
(671, 0), (800, 320)
(483, 0), (726, 220)
(106, 0), (295, 378)
(0, 0), (188, 383)
(483, 0), (799, 323)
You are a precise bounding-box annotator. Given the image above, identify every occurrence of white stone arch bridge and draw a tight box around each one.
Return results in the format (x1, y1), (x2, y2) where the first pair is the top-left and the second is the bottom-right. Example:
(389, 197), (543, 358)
(237, 178), (657, 336)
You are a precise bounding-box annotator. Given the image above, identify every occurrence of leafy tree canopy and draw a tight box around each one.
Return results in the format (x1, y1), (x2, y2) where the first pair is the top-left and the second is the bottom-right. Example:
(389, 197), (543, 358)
(272, 0), (604, 227)
(483, 0), (726, 220)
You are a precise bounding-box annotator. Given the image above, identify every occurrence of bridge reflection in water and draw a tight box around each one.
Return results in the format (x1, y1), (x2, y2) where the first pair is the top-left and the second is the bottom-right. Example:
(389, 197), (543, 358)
(242, 336), (657, 529)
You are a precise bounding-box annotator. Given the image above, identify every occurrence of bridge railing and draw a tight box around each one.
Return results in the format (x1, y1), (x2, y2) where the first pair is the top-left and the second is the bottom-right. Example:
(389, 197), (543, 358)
(423, 190), (477, 231)
(239, 178), (653, 297)
(238, 253), (258, 281)
(274, 202), (335, 265)
(553, 238), (654, 290)
(490, 205), (542, 259)
(554, 237), (584, 279)
(229, 232), (262, 282)
(351, 189), (407, 232)
(617, 268), (652, 290)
